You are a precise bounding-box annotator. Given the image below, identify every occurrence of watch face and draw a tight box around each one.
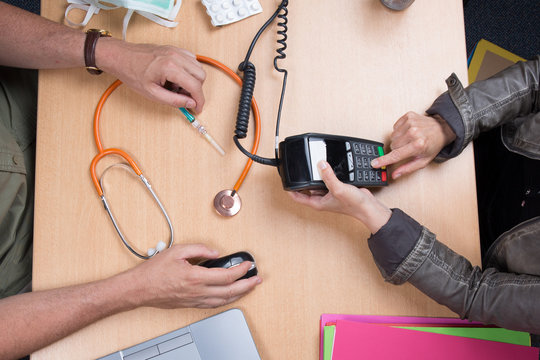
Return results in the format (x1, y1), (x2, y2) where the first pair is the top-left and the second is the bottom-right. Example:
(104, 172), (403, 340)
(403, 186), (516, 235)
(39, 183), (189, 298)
(87, 29), (111, 37)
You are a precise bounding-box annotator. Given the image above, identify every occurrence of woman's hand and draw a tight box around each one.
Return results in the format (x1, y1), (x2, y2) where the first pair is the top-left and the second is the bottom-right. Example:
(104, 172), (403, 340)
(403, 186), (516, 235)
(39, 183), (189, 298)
(371, 112), (456, 179)
(289, 161), (392, 234)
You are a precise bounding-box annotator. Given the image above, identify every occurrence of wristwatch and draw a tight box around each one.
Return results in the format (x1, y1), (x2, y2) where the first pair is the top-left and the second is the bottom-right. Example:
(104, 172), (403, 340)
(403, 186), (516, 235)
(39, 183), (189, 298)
(84, 29), (112, 75)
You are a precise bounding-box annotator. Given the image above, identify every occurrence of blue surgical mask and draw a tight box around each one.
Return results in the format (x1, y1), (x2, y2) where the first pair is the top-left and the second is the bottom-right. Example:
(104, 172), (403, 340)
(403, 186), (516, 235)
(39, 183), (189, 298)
(65, 0), (182, 39)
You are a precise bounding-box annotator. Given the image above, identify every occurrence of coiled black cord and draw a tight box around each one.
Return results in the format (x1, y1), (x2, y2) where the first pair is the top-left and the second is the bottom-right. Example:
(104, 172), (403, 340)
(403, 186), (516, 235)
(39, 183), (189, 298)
(273, 2), (288, 160)
(234, 62), (255, 138)
(234, 0), (289, 167)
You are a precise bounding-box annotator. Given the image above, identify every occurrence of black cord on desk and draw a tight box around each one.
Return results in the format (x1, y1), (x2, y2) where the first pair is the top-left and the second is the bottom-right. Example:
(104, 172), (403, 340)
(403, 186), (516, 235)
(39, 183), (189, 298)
(234, 0), (289, 167)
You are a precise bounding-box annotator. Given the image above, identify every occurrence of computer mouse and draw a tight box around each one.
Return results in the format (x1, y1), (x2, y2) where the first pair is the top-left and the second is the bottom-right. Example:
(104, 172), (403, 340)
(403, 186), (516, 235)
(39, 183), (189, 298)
(198, 251), (258, 280)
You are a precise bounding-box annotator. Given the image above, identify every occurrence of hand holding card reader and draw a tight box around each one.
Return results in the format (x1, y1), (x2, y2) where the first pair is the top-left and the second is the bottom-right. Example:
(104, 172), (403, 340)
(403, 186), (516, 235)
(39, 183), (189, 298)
(278, 133), (388, 191)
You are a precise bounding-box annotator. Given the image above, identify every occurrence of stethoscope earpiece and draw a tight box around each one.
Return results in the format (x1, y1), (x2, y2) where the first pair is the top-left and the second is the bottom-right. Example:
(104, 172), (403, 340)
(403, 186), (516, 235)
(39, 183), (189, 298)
(148, 240), (167, 257)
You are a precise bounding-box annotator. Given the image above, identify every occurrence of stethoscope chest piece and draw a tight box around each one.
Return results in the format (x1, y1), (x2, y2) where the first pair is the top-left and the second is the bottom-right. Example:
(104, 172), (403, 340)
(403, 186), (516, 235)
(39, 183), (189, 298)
(214, 189), (242, 217)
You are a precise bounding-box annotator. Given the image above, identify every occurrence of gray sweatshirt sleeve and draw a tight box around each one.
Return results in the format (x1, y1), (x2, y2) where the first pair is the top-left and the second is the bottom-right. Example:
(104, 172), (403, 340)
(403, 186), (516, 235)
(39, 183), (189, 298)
(425, 56), (540, 161)
(368, 209), (540, 333)
(426, 92), (465, 160)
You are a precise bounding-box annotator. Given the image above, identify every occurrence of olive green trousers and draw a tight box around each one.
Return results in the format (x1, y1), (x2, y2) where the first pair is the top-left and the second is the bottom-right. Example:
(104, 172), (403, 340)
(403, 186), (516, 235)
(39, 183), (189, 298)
(0, 66), (37, 298)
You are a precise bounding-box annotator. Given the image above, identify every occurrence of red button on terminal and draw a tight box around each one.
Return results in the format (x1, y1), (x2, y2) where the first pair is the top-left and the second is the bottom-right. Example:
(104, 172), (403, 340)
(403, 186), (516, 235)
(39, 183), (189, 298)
(382, 171), (387, 182)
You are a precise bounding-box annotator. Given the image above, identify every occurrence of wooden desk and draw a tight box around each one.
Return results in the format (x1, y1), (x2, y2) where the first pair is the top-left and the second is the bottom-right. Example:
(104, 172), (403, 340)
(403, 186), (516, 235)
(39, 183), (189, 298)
(33, 1), (479, 358)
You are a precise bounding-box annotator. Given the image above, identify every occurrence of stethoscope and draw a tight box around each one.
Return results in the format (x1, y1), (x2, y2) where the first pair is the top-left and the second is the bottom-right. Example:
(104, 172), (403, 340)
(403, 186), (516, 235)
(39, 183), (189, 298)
(90, 55), (262, 259)
(90, 79), (174, 259)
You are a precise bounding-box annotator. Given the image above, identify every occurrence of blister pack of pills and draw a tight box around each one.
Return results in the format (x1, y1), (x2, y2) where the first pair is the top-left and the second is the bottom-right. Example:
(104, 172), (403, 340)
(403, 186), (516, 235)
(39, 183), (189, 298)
(201, 0), (263, 27)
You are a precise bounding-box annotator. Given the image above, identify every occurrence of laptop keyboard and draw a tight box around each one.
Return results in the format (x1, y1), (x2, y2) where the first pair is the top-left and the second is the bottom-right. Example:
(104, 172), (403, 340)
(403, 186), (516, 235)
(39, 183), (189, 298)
(97, 309), (260, 360)
(121, 329), (201, 360)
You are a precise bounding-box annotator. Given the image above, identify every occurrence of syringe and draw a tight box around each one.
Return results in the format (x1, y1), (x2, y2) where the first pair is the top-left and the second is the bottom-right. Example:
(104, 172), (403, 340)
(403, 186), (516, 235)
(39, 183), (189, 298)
(179, 108), (225, 156)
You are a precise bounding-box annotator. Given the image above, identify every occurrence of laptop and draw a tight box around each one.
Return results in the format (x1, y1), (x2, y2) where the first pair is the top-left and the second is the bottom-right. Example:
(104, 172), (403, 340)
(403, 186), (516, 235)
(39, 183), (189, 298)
(98, 308), (261, 360)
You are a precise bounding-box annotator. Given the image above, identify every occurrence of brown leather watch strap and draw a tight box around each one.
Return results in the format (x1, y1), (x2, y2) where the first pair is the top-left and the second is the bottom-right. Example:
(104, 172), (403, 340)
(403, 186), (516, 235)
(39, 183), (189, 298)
(84, 29), (111, 75)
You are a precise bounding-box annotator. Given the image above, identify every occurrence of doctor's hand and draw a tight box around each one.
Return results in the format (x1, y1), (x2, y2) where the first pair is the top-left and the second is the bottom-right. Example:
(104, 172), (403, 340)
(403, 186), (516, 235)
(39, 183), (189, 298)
(370, 112), (456, 179)
(289, 161), (392, 234)
(96, 38), (206, 113)
(123, 244), (261, 309)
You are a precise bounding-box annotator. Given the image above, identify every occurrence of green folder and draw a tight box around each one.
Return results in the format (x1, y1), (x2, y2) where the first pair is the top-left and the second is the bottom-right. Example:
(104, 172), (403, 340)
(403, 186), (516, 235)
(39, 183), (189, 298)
(322, 325), (530, 360)
(323, 325), (335, 360)
(396, 326), (530, 346)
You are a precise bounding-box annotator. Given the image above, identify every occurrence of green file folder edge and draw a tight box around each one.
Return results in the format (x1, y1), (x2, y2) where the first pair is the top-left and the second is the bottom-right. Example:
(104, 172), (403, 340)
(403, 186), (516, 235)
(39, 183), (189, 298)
(323, 324), (530, 360)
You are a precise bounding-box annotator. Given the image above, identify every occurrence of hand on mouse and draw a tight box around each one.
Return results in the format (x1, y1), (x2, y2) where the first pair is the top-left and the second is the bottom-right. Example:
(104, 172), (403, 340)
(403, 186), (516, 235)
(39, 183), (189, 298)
(122, 244), (261, 309)
(289, 161), (392, 234)
(370, 112), (456, 179)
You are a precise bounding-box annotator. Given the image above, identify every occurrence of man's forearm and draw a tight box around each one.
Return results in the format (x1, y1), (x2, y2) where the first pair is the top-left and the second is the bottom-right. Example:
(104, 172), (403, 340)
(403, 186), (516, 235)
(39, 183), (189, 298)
(0, 2), (208, 110)
(0, 2), (85, 69)
(0, 271), (140, 359)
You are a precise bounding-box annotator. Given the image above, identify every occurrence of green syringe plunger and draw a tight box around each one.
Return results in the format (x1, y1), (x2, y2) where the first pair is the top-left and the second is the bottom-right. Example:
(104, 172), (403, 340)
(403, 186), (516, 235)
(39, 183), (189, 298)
(179, 108), (225, 156)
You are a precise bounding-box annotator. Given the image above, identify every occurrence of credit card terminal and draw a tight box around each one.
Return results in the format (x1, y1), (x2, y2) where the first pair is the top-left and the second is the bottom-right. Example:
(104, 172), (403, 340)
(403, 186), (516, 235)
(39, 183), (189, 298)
(278, 133), (388, 191)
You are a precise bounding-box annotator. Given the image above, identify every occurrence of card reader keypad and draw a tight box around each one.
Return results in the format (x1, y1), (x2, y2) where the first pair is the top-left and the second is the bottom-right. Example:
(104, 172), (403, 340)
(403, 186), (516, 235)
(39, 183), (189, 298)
(278, 133), (388, 191)
(347, 141), (387, 185)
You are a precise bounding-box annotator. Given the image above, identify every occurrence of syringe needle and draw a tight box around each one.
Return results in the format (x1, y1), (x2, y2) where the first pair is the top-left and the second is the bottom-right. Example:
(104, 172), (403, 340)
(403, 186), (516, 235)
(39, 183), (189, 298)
(179, 107), (225, 156)
(204, 133), (226, 156)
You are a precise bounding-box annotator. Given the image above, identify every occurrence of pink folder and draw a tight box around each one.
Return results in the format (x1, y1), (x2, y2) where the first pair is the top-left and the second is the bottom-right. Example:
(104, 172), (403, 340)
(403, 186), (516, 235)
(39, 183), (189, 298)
(319, 313), (484, 360)
(331, 320), (539, 360)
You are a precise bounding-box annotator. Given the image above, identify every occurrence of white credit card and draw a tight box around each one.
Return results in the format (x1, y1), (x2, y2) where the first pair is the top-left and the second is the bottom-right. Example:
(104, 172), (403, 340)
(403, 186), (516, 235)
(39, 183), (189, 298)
(308, 139), (327, 181)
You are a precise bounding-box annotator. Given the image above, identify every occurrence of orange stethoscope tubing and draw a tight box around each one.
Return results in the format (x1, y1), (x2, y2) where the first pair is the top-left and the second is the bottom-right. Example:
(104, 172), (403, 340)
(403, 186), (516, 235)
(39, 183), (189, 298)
(90, 55), (261, 198)
(90, 76), (174, 259)
(90, 79), (136, 197)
